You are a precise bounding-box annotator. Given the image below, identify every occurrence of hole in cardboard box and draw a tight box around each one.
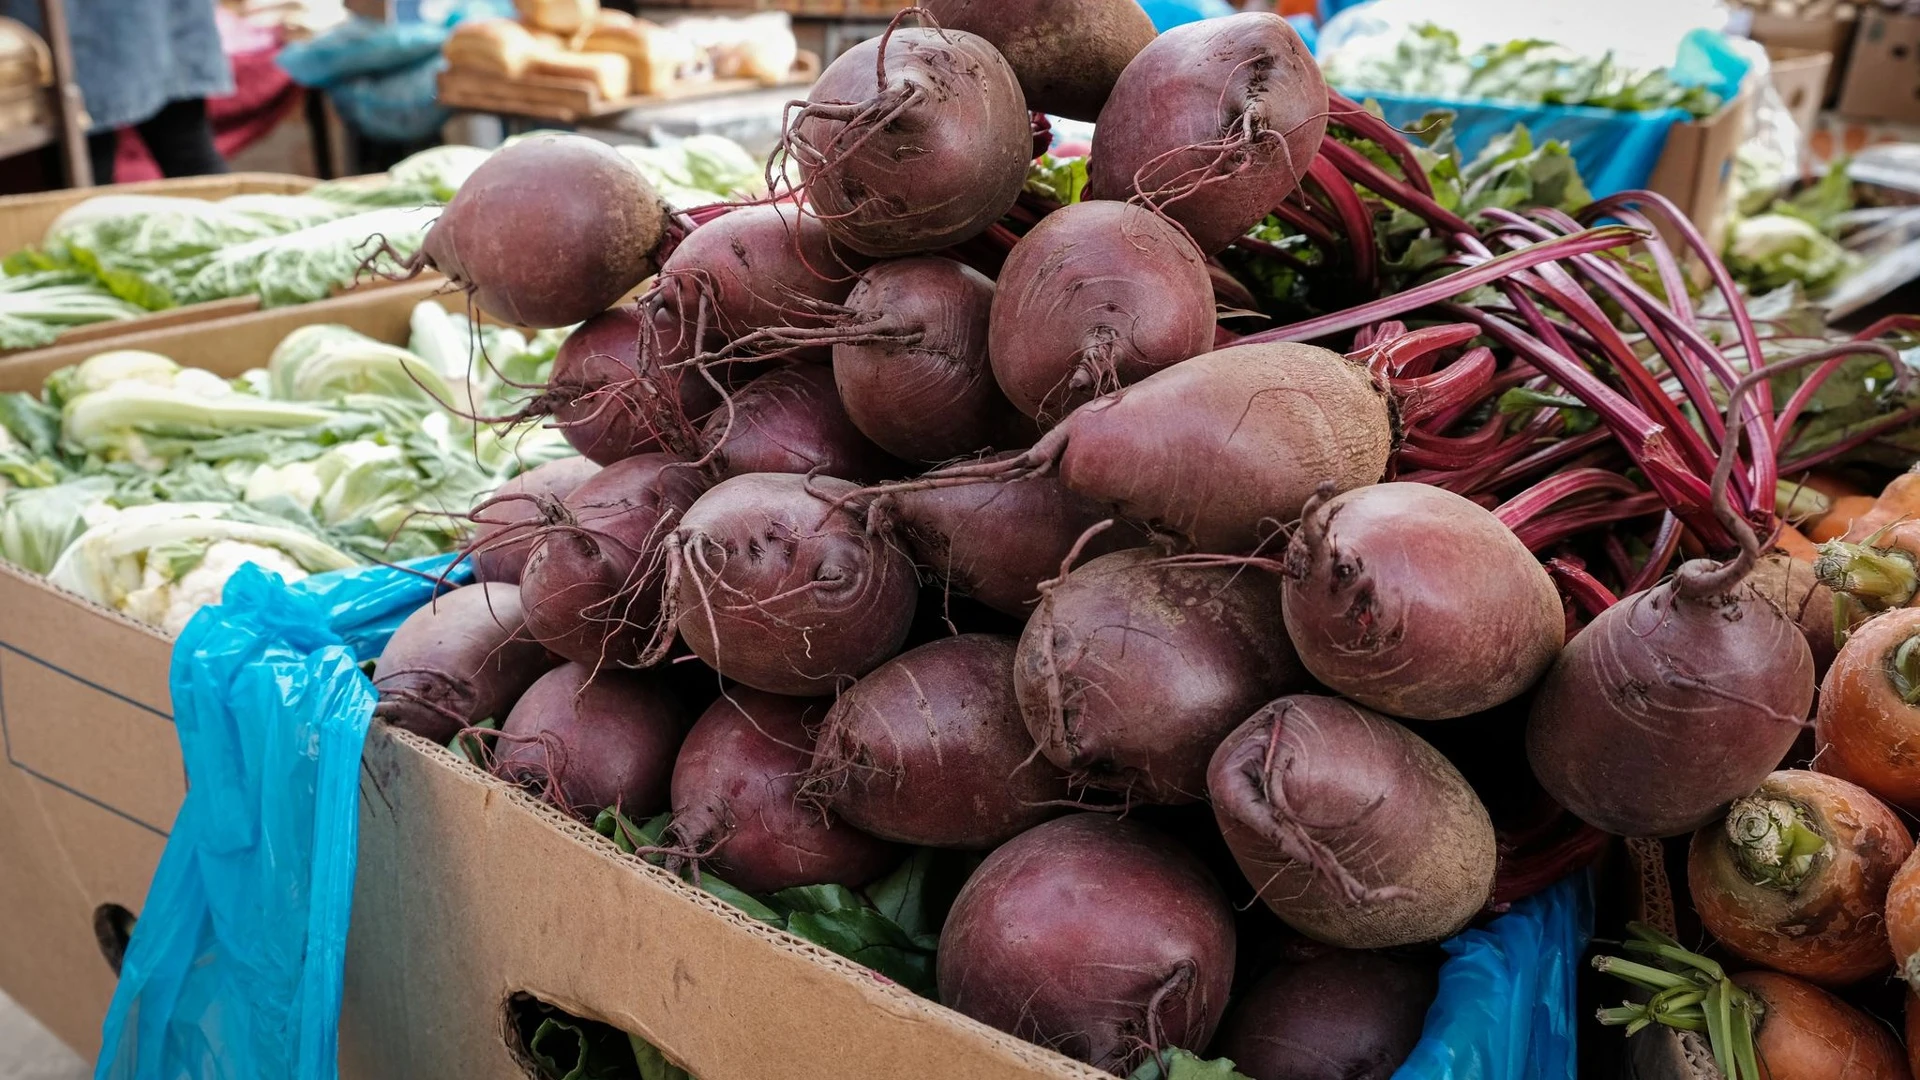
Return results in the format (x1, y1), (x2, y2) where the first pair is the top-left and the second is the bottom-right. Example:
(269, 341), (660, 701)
(503, 991), (696, 1080)
(92, 903), (136, 976)
(1898, 44), (1912, 59)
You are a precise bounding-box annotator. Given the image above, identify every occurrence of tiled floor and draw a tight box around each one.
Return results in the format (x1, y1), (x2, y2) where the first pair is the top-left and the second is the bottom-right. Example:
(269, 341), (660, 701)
(0, 990), (87, 1080)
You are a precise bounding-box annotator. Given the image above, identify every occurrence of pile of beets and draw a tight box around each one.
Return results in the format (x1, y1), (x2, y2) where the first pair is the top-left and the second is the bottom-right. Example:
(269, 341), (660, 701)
(363, 3), (1878, 1076)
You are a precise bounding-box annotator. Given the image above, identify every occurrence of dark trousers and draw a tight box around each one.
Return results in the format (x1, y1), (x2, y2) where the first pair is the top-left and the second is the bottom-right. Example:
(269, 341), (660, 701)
(85, 97), (229, 185)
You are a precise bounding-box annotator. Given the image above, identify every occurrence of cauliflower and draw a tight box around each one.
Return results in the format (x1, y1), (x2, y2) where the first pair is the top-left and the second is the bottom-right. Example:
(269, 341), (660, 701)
(122, 539), (309, 635)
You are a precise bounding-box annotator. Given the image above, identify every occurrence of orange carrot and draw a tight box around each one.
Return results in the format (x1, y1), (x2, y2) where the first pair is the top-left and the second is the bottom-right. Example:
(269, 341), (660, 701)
(1815, 608), (1920, 812)
(1734, 971), (1912, 1079)
(1844, 469), (1920, 543)
(1890, 844), (1920, 992)
(1689, 770), (1911, 986)
(1772, 523), (1821, 562)
(1811, 494), (1879, 544)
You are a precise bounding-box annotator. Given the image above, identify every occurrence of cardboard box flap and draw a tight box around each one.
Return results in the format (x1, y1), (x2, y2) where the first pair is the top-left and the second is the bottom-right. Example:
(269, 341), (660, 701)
(346, 728), (1109, 1080)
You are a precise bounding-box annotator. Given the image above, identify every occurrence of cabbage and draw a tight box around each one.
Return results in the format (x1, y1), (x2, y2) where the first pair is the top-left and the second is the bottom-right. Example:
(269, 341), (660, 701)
(0, 475), (114, 573)
(1726, 213), (1852, 294)
(267, 323), (465, 407)
(57, 351), (339, 467)
(46, 501), (358, 635)
(177, 206), (437, 308)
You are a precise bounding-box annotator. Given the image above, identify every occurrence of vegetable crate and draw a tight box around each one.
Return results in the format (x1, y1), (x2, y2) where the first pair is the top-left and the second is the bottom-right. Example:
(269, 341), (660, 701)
(0, 278), (441, 1063)
(0, 281), (1143, 1080)
(435, 59), (820, 125)
(0, 174), (311, 357)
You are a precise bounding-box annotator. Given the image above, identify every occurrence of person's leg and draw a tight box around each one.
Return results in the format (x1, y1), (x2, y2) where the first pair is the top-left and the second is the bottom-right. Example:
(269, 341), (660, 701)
(86, 130), (117, 185)
(134, 98), (228, 178)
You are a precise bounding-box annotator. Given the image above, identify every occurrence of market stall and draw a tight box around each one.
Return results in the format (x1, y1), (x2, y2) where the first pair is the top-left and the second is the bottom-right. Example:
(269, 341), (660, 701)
(9, 3), (1920, 1080)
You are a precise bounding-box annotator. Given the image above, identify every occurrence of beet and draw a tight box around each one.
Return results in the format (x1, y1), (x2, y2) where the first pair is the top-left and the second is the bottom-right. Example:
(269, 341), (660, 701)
(884, 341), (1393, 554)
(922, 0), (1157, 122)
(1212, 947), (1438, 1080)
(702, 364), (900, 482)
(654, 201), (869, 364)
(1016, 548), (1307, 803)
(1087, 13), (1328, 255)
(806, 634), (1071, 848)
(491, 662), (686, 820)
(886, 459), (1141, 615)
(939, 813), (1237, 1075)
(832, 256), (1028, 463)
(662, 473), (919, 696)
(539, 305), (720, 466)
(468, 457), (603, 584)
(666, 687), (900, 892)
(411, 133), (669, 327)
(990, 200), (1216, 424)
(519, 454), (708, 668)
(789, 27), (1030, 257)
(373, 582), (554, 743)
(1526, 555), (1817, 837)
(1282, 483), (1564, 720)
(1210, 695), (1498, 948)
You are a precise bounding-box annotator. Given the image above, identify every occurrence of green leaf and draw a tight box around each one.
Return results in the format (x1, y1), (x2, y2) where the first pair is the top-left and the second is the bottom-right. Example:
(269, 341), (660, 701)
(1025, 154), (1089, 205)
(1128, 1049), (1254, 1080)
(628, 1035), (693, 1080)
(448, 716), (498, 768)
(0, 392), (63, 457)
(864, 847), (982, 949)
(64, 245), (173, 310)
(527, 1015), (647, 1080)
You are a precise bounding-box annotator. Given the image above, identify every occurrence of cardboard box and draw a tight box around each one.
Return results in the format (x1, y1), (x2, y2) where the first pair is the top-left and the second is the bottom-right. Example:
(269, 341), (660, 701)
(0, 283), (1106, 1079)
(1748, 11), (1857, 100)
(1646, 89), (1755, 251)
(1769, 46), (1836, 146)
(1836, 9), (1920, 123)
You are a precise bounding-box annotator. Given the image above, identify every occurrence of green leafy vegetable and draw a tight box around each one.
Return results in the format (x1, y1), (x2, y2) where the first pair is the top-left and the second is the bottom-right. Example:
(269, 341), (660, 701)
(1026, 154), (1090, 205)
(1320, 23), (1722, 117)
(591, 809), (962, 997)
(1127, 1049), (1255, 1080)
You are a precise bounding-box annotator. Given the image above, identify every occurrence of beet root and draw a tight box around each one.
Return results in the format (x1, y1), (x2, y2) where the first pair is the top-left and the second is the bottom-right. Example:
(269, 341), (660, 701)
(1282, 483), (1564, 720)
(832, 256), (1027, 463)
(806, 634), (1071, 848)
(467, 456), (602, 585)
(373, 582), (554, 743)
(1087, 13), (1328, 255)
(414, 133), (669, 327)
(886, 461), (1142, 615)
(1212, 946), (1439, 1080)
(937, 813), (1237, 1075)
(519, 454), (708, 668)
(538, 305), (720, 466)
(1209, 695), (1498, 949)
(1749, 551), (1841, 679)
(906, 341), (1391, 554)
(989, 200), (1216, 423)
(663, 472), (919, 696)
(1526, 557), (1817, 837)
(789, 27), (1030, 257)
(922, 0), (1156, 122)
(701, 364), (900, 482)
(666, 687), (900, 892)
(491, 662), (687, 820)
(1016, 548), (1307, 803)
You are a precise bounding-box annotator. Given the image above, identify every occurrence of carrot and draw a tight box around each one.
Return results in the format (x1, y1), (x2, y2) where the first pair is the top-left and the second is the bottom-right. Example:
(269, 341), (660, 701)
(1810, 494), (1879, 544)
(1816, 607), (1920, 812)
(1772, 523), (1821, 563)
(1732, 971), (1912, 1080)
(1593, 924), (1910, 1080)
(1843, 468), (1920, 543)
(1907, 993), (1920, 1079)
(1816, 519), (1920, 613)
(1890, 843), (1920, 991)
(1688, 770), (1911, 986)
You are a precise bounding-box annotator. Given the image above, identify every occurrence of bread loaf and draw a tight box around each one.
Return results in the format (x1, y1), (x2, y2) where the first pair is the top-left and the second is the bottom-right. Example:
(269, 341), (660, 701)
(515, 0), (597, 35)
(443, 19), (544, 79)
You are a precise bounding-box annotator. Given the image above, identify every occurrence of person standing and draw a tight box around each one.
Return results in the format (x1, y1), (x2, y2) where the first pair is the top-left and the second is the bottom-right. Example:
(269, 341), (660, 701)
(2, 0), (233, 184)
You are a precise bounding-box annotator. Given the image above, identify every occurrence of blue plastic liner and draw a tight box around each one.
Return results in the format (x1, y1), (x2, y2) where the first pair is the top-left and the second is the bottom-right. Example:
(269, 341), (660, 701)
(93, 558), (462, 1080)
(1394, 873), (1593, 1080)
(97, 559), (1591, 1079)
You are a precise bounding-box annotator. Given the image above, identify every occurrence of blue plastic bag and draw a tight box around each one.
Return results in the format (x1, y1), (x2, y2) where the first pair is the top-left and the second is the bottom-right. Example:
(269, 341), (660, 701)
(1394, 874), (1593, 1079)
(1140, 0), (1236, 32)
(93, 558), (463, 1080)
